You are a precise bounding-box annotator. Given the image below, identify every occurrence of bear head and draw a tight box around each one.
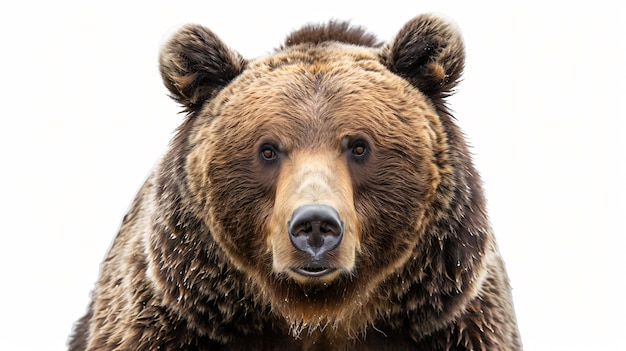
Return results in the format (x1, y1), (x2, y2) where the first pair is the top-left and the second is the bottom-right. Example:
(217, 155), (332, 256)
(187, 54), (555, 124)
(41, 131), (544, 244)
(156, 14), (483, 339)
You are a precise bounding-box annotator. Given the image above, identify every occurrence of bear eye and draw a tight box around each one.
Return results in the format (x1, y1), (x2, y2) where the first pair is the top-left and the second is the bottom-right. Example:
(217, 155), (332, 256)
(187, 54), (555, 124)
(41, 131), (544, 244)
(260, 144), (278, 161)
(351, 141), (368, 158)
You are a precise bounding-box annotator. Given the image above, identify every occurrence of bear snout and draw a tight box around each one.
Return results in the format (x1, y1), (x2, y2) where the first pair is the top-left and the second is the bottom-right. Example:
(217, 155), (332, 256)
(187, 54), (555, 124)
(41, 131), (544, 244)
(268, 150), (359, 283)
(288, 204), (344, 259)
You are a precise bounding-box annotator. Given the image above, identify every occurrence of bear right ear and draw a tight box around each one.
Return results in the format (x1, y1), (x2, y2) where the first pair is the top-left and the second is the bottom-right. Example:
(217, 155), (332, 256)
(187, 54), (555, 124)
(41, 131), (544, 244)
(381, 14), (465, 103)
(159, 24), (246, 113)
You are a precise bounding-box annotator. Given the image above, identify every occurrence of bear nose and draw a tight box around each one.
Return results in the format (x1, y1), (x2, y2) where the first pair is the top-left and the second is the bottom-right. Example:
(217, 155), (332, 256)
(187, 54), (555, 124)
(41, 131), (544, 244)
(288, 205), (344, 258)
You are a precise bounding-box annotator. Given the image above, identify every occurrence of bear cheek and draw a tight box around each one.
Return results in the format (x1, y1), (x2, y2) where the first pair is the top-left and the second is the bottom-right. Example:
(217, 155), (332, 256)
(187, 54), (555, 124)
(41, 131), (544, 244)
(349, 136), (442, 282)
(267, 150), (359, 282)
(186, 136), (214, 213)
(186, 131), (272, 272)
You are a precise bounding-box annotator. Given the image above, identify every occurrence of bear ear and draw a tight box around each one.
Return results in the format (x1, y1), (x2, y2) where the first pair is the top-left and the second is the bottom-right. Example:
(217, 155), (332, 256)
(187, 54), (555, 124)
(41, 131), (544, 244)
(381, 14), (465, 102)
(159, 24), (247, 113)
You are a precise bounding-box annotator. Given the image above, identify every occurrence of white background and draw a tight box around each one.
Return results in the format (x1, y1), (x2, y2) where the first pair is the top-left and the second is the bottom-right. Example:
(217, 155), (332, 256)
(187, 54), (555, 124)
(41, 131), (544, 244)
(1, 1), (624, 350)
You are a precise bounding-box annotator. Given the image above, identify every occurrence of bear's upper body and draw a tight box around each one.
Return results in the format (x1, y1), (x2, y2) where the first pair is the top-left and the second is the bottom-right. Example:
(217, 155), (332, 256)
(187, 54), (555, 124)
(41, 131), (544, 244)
(69, 14), (522, 351)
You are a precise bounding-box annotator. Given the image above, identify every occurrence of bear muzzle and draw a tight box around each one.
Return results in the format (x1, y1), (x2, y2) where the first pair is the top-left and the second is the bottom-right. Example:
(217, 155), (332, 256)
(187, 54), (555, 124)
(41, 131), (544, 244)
(288, 204), (344, 277)
(268, 150), (358, 283)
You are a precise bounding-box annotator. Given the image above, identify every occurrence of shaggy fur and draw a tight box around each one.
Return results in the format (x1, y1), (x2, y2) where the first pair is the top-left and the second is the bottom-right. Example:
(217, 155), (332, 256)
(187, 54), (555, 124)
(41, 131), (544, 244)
(69, 14), (522, 351)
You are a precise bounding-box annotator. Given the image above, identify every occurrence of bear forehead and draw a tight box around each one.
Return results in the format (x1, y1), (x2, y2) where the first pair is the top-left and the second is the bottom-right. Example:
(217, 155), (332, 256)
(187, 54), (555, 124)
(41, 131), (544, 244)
(209, 42), (435, 132)
(207, 48), (434, 147)
(258, 42), (382, 73)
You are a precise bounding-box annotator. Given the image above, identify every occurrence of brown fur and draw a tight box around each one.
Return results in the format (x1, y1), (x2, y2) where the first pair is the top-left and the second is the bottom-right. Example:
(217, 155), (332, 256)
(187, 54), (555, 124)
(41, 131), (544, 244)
(284, 20), (383, 48)
(69, 14), (522, 350)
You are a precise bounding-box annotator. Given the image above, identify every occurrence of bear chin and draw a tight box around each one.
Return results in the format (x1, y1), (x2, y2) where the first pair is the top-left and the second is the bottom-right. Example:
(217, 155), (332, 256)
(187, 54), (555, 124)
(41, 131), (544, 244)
(287, 267), (343, 284)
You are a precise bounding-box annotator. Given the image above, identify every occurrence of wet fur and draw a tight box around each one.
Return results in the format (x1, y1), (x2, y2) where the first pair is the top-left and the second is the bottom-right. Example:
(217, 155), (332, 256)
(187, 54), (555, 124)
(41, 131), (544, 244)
(69, 14), (522, 351)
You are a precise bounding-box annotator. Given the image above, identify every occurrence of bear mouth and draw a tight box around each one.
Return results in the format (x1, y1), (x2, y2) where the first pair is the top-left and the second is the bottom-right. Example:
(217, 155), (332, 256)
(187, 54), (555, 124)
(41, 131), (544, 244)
(291, 267), (337, 278)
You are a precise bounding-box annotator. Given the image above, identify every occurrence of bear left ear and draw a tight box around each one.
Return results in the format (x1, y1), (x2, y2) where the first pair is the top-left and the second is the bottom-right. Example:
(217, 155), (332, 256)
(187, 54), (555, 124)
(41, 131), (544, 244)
(159, 24), (247, 113)
(381, 14), (465, 101)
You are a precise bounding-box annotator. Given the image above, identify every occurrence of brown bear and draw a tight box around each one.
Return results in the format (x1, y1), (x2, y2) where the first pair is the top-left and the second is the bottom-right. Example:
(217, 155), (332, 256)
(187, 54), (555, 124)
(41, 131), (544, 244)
(68, 14), (522, 351)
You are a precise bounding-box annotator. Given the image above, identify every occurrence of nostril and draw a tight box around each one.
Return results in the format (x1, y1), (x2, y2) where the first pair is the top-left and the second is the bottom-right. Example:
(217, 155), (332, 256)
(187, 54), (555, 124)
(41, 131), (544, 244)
(319, 222), (334, 234)
(293, 222), (313, 236)
(288, 205), (344, 256)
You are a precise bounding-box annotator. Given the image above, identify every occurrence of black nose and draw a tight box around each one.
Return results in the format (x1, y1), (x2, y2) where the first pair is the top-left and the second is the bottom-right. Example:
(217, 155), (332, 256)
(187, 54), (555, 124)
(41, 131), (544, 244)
(288, 205), (344, 258)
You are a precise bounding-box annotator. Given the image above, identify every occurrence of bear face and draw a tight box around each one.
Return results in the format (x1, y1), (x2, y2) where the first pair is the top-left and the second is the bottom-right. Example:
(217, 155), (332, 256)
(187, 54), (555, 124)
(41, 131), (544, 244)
(182, 43), (445, 329)
(162, 19), (458, 329)
(69, 14), (521, 351)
